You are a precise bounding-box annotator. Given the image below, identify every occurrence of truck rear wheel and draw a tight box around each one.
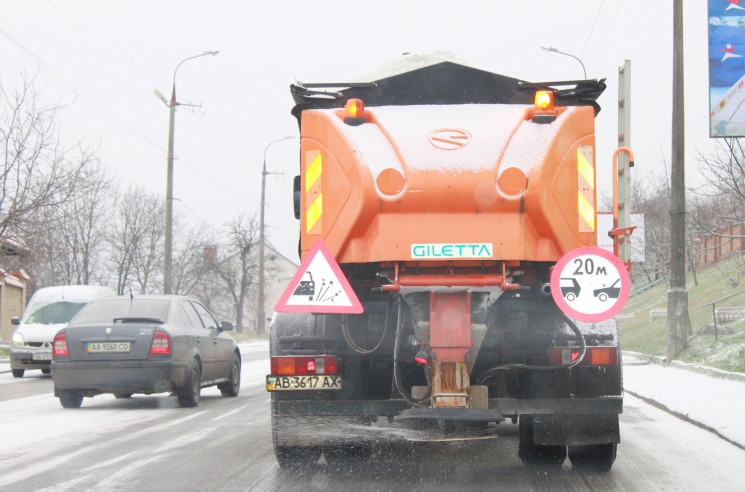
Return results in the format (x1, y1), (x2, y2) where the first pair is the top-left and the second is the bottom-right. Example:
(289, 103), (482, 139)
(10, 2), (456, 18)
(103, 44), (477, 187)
(323, 442), (372, 468)
(518, 416), (566, 466)
(271, 395), (321, 469)
(568, 443), (617, 471)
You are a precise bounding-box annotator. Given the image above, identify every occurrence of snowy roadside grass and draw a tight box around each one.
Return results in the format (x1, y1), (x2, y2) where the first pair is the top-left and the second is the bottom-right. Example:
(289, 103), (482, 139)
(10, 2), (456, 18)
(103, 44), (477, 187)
(618, 256), (745, 373)
(0, 346), (8, 359)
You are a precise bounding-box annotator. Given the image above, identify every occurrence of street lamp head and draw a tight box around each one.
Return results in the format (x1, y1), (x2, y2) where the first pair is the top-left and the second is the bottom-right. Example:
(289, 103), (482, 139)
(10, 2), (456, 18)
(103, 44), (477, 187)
(541, 46), (558, 53)
(203, 50), (220, 56)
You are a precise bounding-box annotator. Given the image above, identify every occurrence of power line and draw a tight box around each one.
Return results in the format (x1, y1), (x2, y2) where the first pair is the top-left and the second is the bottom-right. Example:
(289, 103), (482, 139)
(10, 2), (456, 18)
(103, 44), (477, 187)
(0, 26), (165, 153)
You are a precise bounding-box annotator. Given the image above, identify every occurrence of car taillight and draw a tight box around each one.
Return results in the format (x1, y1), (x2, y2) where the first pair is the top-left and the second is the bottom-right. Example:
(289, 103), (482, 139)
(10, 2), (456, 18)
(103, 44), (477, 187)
(53, 333), (69, 357)
(270, 356), (338, 375)
(149, 331), (170, 355)
(548, 347), (618, 366)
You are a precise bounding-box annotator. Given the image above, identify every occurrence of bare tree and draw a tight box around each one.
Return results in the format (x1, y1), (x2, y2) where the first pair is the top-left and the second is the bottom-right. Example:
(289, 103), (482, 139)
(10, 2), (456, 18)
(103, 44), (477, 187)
(0, 74), (86, 239)
(172, 221), (215, 295)
(107, 187), (164, 294)
(23, 157), (112, 286)
(212, 215), (260, 333)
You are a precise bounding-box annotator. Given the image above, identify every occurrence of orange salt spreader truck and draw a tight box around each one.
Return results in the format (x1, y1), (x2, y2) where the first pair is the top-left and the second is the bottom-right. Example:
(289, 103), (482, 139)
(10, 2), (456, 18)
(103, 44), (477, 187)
(268, 61), (630, 471)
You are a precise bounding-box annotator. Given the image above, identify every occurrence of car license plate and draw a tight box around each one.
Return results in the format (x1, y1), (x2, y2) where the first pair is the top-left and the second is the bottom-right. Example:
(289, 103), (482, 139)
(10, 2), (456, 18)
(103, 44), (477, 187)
(266, 375), (342, 391)
(87, 342), (131, 353)
(32, 351), (52, 361)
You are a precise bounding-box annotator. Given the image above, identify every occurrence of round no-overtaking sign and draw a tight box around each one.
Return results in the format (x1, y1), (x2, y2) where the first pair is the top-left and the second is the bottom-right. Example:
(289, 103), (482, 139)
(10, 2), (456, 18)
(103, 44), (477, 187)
(550, 246), (631, 322)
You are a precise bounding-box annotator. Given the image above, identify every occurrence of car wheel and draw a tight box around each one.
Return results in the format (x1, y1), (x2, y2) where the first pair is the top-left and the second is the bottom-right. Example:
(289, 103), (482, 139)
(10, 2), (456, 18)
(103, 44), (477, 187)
(11, 369), (24, 378)
(41, 368), (51, 375)
(599, 293), (608, 302)
(518, 416), (566, 466)
(58, 390), (83, 408)
(219, 353), (241, 397)
(568, 443), (617, 471)
(177, 360), (201, 408)
(114, 393), (133, 399)
(566, 293), (576, 302)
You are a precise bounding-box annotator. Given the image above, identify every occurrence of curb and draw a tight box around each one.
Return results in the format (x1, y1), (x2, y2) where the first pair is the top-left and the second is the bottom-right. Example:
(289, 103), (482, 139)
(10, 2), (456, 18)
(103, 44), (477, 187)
(623, 350), (745, 384)
(623, 388), (745, 452)
(623, 350), (745, 451)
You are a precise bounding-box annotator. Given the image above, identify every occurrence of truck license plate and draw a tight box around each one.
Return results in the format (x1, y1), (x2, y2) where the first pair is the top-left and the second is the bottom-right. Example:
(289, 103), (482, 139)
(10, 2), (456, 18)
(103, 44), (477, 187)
(266, 375), (342, 391)
(87, 342), (131, 353)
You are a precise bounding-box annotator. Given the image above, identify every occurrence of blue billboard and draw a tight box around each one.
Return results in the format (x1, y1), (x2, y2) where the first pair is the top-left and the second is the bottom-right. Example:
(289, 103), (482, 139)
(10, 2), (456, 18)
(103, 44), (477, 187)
(709, 0), (745, 137)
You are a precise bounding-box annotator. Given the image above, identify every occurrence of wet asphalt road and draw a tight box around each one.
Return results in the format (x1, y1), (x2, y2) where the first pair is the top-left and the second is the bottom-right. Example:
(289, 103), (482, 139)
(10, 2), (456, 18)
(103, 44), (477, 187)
(1, 345), (744, 491)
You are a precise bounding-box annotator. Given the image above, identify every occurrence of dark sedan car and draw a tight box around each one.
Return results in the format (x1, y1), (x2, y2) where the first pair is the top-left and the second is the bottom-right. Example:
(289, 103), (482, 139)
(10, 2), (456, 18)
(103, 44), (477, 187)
(51, 295), (241, 408)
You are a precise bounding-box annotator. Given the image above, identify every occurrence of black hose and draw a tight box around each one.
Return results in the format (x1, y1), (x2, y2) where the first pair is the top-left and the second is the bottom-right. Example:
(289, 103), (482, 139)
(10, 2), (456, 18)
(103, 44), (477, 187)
(393, 293), (430, 406)
(476, 307), (587, 384)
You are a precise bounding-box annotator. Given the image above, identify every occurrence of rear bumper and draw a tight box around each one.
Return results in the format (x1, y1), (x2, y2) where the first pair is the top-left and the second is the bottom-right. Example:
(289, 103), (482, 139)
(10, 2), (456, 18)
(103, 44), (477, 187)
(10, 349), (51, 370)
(273, 396), (623, 418)
(51, 359), (190, 395)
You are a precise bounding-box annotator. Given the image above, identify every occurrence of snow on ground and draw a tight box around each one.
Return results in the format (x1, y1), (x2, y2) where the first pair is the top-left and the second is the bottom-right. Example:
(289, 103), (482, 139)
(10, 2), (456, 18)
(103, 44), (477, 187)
(623, 353), (745, 449)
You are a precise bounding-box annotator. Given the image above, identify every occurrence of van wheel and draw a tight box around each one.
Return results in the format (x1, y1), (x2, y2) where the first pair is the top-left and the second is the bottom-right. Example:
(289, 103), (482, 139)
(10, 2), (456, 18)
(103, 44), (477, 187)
(11, 369), (24, 378)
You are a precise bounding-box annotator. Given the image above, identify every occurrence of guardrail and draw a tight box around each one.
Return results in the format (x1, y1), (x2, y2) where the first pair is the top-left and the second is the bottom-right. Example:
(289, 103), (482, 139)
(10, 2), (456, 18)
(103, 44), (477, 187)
(649, 308), (667, 321)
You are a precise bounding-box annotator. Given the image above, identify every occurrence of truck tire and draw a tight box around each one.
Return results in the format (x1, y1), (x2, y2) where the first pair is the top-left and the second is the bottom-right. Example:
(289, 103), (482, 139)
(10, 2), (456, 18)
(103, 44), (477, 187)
(568, 443), (617, 471)
(323, 442), (372, 468)
(271, 395), (321, 469)
(518, 416), (566, 466)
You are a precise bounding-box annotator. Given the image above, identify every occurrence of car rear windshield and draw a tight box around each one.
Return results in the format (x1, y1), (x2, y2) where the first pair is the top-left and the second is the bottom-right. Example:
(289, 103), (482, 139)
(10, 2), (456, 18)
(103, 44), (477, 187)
(71, 299), (170, 325)
(24, 301), (87, 325)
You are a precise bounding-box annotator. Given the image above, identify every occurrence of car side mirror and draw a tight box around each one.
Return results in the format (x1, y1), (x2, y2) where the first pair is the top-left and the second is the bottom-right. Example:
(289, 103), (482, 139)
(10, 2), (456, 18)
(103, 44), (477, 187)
(11, 317), (20, 326)
(220, 321), (234, 332)
(293, 175), (301, 220)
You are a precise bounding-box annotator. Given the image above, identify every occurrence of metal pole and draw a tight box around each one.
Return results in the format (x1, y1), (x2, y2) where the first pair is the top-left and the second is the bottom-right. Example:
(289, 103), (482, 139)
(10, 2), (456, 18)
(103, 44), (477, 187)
(162, 50), (219, 295)
(667, 0), (690, 360)
(164, 86), (176, 294)
(618, 60), (632, 264)
(257, 136), (294, 335)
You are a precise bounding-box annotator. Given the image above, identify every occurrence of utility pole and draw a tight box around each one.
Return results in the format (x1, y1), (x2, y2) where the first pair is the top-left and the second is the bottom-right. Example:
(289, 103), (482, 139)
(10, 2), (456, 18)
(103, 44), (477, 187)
(668, 0), (690, 360)
(161, 50), (219, 295)
(257, 136), (293, 335)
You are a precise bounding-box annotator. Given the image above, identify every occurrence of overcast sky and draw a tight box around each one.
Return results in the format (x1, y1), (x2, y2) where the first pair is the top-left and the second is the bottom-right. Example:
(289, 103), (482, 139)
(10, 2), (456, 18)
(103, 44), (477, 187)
(2, 1), (713, 262)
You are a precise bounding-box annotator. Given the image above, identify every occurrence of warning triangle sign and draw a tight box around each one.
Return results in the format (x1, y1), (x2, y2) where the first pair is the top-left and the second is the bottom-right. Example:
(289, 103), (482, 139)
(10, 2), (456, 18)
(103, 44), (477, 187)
(275, 238), (363, 314)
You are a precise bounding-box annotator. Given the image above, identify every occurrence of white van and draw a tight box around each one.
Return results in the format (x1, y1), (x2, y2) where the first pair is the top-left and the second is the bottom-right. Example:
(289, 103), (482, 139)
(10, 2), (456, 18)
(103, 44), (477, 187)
(10, 285), (116, 378)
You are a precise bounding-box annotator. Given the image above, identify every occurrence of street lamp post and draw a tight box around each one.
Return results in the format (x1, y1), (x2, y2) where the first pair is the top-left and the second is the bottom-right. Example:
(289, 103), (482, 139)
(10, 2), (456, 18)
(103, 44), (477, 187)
(162, 50), (219, 295)
(258, 135), (294, 334)
(541, 46), (587, 79)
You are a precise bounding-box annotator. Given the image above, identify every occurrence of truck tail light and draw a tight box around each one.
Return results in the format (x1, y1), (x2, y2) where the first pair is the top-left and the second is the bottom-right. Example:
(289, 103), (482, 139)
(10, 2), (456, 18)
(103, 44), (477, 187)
(149, 331), (171, 355)
(548, 347), (618, 366)
(270, 356), (339, 375)
(53, 332), (69, 357)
